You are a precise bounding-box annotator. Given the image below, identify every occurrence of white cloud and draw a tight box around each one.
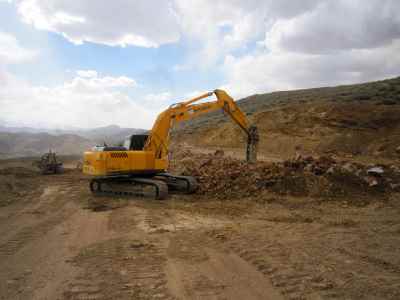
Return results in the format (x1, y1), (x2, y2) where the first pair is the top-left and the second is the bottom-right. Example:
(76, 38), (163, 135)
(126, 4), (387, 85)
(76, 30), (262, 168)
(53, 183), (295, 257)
(144, 92), (172, 106)
(217, 0), (400, 97)
(17, 0), (180, 47)
(173, 0), (267, 68)
(76, 70), (97, 78)
(223, 39), (400, 98)
(15, 0), (270, 64)
(0, 71), (156, 128)
(173, 0), (400, 91)
(66, 72), (136, 91)
(4, 0), (400, 120)
(0, 31), (37, 64)
(0, 32), (37, 93)
(173, 0), (323, 68)
(265, 0), (400, 54)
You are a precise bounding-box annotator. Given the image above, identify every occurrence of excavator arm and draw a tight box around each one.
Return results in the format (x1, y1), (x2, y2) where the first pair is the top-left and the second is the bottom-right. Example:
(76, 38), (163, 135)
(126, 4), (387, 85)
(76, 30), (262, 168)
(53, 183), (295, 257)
(144, 89), (259, 162)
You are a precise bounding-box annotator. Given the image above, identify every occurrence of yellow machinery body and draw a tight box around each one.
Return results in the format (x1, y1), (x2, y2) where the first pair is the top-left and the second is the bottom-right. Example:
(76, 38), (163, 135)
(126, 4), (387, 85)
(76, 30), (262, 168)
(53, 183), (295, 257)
(83, 150), (167, 176)
(82, 90), (258, 199)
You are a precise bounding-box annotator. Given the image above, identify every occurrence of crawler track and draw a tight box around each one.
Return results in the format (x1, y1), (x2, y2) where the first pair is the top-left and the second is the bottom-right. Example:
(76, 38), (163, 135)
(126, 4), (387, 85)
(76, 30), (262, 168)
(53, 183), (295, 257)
(89, 177), (168, 200)
(155, 173), (198, 193)
(89, 174), (197, 200)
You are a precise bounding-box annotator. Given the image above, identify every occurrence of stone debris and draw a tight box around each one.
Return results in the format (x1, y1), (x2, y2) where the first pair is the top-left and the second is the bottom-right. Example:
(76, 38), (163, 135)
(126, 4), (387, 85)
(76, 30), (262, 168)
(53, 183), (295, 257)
(390, 183), (400, 191)
(364, 176), (379, 187)
(214, 149), (224, 157)
(171, 149), (400, 201)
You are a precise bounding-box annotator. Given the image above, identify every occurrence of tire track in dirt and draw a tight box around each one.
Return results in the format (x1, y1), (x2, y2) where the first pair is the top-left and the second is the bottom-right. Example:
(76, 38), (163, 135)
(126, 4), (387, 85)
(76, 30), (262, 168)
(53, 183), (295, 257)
(0, 189), (107, 299)
(63, 238), (173, 300)
(63, 204), (174, 300)
(74, 202), (281, 300)
(0, 186), (77, 259)
(165, 231), (284, 300)
(28, 207), (114, 300)
(217, 230), (341, 300)
(135, 206), (284, 300)
(135, 205), (285, 299)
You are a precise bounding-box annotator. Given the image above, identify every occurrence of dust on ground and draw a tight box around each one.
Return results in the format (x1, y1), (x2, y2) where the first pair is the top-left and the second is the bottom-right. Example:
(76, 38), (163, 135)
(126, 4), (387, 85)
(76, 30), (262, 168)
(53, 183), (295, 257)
(0, 152), (399, 300)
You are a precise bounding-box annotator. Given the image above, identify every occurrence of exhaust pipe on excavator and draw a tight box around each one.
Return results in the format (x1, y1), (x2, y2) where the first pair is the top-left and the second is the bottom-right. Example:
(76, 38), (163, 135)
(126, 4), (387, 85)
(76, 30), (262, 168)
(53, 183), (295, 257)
(246, 125), (259, 163)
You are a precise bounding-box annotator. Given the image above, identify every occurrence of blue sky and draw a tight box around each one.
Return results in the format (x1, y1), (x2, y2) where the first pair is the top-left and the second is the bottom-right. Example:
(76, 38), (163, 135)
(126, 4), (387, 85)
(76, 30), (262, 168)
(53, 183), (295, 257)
(0, 0), (399, 129)
(0, 1), (222, 94)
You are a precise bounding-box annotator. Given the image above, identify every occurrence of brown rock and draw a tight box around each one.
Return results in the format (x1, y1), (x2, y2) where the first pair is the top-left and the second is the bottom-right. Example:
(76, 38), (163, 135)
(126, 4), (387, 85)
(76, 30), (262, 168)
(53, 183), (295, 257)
(341, 162), (356, 173)
(390, 183), (400, 191)
(214, 149), (224, 157)
(326, 166), (336, 174)
(304, 163), (314, 173)
(364, 176), (379, 187)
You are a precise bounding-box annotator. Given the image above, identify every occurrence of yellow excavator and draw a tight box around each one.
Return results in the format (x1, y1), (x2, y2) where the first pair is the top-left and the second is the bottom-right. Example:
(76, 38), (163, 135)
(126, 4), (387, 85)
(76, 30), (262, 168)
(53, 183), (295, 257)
(83, 89), (258, 199)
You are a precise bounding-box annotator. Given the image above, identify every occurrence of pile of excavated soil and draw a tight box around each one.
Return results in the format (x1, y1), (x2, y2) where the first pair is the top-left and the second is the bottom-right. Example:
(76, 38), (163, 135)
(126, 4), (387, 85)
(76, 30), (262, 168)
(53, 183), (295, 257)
(171, 150), (400, 203)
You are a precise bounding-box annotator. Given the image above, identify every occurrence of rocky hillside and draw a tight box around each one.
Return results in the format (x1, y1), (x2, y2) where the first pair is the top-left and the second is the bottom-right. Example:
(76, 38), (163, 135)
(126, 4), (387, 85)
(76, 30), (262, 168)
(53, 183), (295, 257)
(172, 76), (400, 161)
(0, 125), (147, 145)
(0, 132), (94, 159)
(0, 125), (148, 158)
(76, 125), (147, 145)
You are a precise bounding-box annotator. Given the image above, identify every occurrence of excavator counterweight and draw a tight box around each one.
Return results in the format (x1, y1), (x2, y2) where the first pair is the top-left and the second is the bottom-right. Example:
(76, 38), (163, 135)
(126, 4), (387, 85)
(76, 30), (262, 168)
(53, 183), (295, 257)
(83, 89), (259, 199)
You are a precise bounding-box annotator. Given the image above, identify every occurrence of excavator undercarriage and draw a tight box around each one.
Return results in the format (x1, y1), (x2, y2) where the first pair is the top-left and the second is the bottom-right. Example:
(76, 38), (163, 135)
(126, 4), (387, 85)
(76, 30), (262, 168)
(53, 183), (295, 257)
(89, 173), (197, 200)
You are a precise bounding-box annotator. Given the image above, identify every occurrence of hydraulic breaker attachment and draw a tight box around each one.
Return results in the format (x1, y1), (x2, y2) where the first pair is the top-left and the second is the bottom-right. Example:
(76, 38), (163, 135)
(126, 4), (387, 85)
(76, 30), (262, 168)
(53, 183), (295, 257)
(246, 125), (259, 163)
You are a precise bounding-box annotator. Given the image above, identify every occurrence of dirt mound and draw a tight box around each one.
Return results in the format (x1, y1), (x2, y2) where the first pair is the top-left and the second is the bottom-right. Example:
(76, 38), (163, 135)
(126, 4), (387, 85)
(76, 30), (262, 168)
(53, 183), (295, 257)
(172, 150), (400, 203)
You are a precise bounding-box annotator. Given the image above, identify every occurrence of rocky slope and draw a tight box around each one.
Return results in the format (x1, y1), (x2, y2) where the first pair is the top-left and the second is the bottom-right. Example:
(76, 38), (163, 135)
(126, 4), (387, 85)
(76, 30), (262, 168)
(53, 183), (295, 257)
(0, 132), (93, 159)
(0, 125), (147, 158)
(172, 76), (400, 161)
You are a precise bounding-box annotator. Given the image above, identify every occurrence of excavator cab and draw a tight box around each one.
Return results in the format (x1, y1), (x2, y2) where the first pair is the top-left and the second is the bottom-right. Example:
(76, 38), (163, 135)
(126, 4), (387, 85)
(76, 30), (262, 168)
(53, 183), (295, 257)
(123, 134), (149, 151)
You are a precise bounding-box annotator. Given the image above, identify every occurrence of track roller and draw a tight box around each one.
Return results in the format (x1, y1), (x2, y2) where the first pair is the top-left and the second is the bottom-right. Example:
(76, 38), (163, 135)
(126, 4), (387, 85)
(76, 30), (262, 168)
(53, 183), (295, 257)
(155, 173), (198, 194)
(89, 179), (102, 194)
(88, 177), (168, 200)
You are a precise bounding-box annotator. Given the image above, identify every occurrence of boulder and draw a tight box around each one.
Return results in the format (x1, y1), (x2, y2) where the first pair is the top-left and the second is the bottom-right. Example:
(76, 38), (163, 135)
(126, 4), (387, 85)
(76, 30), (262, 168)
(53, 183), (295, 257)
(364, 176), (379, 187)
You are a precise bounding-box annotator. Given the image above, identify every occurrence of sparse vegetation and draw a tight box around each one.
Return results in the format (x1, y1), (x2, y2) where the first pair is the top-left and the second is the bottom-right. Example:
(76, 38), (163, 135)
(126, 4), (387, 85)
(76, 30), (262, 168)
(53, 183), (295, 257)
(173, 76), (400, 160)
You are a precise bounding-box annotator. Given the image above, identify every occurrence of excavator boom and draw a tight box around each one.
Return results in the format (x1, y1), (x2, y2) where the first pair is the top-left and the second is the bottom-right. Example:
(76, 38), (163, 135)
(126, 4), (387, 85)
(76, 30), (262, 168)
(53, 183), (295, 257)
(144, 89), (259, 162)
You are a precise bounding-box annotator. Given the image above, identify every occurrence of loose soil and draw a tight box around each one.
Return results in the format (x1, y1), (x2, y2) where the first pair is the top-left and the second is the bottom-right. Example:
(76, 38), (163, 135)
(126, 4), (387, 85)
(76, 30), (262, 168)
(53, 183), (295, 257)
(0, 154), (399, 300)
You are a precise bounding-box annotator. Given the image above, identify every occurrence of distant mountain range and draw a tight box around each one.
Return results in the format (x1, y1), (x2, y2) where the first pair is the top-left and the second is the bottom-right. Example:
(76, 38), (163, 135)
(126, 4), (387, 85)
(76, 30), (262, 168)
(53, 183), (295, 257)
(0, 125), (148, 158)
(0, 125), (147, 142)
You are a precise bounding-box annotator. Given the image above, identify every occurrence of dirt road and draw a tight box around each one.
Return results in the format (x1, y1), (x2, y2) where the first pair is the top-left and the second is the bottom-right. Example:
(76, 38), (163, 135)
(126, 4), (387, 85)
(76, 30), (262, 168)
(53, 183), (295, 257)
(0, 164), (399, 299)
